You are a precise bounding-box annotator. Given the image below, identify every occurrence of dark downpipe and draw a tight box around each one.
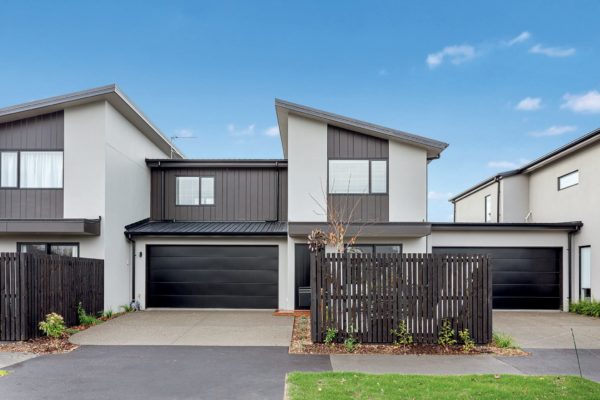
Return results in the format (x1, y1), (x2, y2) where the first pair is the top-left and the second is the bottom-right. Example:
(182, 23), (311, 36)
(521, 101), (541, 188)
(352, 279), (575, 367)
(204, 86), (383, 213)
(126, 234), (139, 310)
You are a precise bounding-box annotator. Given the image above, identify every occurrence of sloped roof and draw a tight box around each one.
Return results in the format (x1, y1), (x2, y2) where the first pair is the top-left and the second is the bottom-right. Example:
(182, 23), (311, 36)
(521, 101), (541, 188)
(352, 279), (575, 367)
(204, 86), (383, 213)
(125, 220), (287, 236)
(0, 85), (184, 158)
(275, 99), (448, 159)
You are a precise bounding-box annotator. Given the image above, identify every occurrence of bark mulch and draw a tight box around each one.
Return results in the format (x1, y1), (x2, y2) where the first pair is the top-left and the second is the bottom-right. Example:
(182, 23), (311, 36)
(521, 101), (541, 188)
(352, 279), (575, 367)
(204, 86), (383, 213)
(289, 315), (527, 356)
(0, 312), (131, 355)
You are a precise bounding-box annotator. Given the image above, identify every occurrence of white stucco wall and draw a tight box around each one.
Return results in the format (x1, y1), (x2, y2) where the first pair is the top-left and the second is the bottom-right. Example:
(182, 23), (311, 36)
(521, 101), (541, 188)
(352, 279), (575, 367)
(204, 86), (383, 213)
(500, 175), (530, 223)
(454, 182), (498, 223)
(388, 141), (427, 222)
(429, 229), (570, 310)
(103, 103), (169, 311)
(133, 238), (290, 310)
(527, 141), (600, 300)
(287, 114), (328, 222)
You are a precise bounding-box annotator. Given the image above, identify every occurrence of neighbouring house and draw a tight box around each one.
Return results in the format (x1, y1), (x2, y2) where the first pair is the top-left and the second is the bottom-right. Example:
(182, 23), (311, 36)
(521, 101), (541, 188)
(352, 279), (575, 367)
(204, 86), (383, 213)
(0, 85), (587, 313)
(0, 85), (183, 311)
(451, 128), (600, 307)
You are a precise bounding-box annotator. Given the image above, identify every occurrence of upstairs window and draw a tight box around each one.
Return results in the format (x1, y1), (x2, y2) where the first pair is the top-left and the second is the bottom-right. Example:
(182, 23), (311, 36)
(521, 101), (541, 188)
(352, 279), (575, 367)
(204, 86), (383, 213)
(20, 151), (63, 188)
(328, 160), (387, 194)
(558, 170), (579, 190)
(176, 177), (199, 205)
(200, 177), (215, 205)
(1, 152), (18, 187)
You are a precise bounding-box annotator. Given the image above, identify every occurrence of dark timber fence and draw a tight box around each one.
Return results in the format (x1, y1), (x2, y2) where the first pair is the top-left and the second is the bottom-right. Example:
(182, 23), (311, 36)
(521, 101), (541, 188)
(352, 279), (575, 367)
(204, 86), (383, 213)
(310, 252), (492, 345)
(0, 253), (104, 341)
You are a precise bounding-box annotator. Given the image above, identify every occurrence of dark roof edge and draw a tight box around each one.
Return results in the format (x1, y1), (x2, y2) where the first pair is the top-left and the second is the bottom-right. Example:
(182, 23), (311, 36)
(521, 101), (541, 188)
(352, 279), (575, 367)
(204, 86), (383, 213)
(125, 231), (287, 237)
(450, 127), (600, 202)
(274, 98), (449, 152)
(431, 222), (583, 231)
(146, 159), (288, 168)
(449, 169), (520, 202)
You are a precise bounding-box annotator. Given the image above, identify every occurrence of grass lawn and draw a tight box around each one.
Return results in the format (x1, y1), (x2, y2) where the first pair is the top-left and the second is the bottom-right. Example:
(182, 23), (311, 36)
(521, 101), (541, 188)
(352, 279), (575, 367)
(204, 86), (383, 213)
(286, 372), (600, 400)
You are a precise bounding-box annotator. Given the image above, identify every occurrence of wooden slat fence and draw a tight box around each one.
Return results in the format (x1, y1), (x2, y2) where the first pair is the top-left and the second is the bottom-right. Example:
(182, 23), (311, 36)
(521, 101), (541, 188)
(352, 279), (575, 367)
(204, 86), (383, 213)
(310, 251), (492, 344)
(0, 253), (104, 341)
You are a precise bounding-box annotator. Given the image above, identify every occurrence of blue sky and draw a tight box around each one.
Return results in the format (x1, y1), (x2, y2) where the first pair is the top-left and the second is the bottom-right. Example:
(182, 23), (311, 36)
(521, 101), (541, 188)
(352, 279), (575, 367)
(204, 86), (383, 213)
(1, 1), (599, 221)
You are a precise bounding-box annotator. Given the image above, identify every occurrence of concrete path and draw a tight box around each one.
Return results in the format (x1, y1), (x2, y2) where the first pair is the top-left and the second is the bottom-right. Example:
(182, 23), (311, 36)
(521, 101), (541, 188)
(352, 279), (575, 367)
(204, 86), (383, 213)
(70, 310), (294, 346)
(494, 311), (600, 349)
(0, 352), (36, 369)
(0, 346), (331, 400)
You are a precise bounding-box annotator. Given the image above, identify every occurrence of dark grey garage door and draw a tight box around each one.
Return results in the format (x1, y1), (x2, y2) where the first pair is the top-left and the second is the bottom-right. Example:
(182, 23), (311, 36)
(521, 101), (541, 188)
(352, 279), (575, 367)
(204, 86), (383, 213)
(433, 247), (561, 310)
(147, 245), (278, 309)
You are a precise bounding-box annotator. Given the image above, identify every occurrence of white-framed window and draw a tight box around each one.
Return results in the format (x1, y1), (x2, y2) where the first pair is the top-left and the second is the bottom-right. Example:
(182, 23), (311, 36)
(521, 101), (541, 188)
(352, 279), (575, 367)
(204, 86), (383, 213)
(558, 170), (579, 190)
(328, 159), (387, 194)
(370, 160), (387, 193)
(580, 246), (591, 300)
(485, 195), (492, 222)
(19, 151), (63, 188)
(1, 151), (18, 187)
(200, 177), (215, 205)
(176, 176), (199, 205)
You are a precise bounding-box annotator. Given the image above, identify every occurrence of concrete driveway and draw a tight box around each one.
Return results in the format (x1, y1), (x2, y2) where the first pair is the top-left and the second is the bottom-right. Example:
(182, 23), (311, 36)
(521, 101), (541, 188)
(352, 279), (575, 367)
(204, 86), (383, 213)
(70, 310), (294, 346)
(494, 311), (600, 349)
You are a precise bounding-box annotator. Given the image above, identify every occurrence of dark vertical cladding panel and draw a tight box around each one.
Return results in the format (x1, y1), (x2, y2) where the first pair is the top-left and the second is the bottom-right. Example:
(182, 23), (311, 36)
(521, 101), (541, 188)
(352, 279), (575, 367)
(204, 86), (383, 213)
(327, 125), (389, 222)
(0, 112), (64, 219)
(153, 166), (286, 221)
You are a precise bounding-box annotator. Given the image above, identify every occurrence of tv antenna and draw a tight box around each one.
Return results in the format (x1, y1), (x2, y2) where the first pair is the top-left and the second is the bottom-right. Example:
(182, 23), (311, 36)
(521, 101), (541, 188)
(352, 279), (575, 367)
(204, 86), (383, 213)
(169, 134), (197, 158)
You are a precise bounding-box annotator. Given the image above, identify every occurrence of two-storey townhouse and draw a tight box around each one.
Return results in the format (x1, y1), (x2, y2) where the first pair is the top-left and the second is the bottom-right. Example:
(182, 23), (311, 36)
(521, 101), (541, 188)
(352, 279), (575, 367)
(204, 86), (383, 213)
(451, 128), (600, 307)
(0, 85), (183, 311)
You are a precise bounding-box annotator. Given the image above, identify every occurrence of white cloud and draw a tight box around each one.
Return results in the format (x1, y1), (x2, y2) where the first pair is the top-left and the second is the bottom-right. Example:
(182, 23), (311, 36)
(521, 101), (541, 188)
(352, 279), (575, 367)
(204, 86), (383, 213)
(428, 191), (453, 201)
(172, 128), (194, 138)
(529, 125), (577, 137)
(426, 45), (476, 69)
(264, 126), (280, 137)
(227, 123), (255, 137)
(529, 44), (575, 57)
(506, 31), (531, 46)
(487, 158), (530, 169)
(515, 97), (542, 111)
(378, 68), (388, 76)
(561, 91), (600, 114)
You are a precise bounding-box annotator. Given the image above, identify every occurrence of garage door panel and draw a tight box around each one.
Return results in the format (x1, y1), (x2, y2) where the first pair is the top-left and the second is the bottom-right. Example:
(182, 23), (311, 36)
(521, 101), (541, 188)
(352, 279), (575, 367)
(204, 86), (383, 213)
(149, 282), (278, 297)
(149, 269), (278, 284)
(147, 245), (278, 309)
(433, 247), (561, 310)
(149, 295), (278, 309)
(149, 256), (278, 271)
(493, 271), (559, 285)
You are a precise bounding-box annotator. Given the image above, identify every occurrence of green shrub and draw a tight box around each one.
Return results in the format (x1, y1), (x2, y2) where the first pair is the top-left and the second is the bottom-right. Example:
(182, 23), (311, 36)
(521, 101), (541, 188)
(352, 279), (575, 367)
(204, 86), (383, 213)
(438, 319), (457, 347)
(77, 302), (101, 326)
(39, 313), (66, 338)
(390, 321), (413, 347)
(459, 329), (475, 352)
(493, 331), (518, 349)
(120, 303), (135, 313)
(344, 336), (358, 352)
(570, 299), (600, 318)
(324, 328), (338, 346)
(101, 309), (114, 319)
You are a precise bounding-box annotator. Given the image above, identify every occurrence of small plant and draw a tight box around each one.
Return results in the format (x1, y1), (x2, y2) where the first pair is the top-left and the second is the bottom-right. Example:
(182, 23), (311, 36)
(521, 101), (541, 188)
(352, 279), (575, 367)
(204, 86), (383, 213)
(437, 319), (457, 347)
(39, 313), (66, 338)
(570, 299), (600, 318)
(493, 331), (518, 349)
(120, 303), (135, 313)
(343, 327), (359, 352)
(459, 329), (475, 352)
(101, 309), (114, 319)
(390, 321), (413, 347)
(324, 328), (338, 346)
(77, 302), (101, 326)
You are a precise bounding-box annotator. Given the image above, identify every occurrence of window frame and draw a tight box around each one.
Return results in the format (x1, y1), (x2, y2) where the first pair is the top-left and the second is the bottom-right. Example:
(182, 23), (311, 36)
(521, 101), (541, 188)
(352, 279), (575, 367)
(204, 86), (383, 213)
(0, 151), (19, 188)
(200, 176), (216, 205)
(17, 242), (80, 258)
(175, 175), (216, 207)
(579, 245), (591, 300)
(484, 195), (492, 223)
(19, 150), (64, 189)
(328, 158), (388, 195)
(558, 170), (579, 191)
(347, 243), (403, 255)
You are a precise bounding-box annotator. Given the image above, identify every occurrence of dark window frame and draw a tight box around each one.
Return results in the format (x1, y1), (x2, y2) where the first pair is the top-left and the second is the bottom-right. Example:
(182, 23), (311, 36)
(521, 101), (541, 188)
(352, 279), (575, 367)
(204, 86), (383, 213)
(0, 151), (19, 188)
(347, 243), (403, 255)
(174, 175), (217, 207)
(17, 242), (80, 257)
(0, 149), (65, 190)
(327, 158), (389, 196)
(557, 170), (579, 191)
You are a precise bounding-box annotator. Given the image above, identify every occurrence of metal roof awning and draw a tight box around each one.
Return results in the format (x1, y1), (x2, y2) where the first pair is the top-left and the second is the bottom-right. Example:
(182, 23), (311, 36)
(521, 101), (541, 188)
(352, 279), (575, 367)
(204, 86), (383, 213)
(0, 218), (101, 236)
(125, 220), (288, 237)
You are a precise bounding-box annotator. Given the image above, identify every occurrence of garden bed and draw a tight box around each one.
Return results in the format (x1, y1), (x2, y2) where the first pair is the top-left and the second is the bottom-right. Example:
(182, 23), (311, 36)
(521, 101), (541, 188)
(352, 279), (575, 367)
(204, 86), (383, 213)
(0, 311), (130, 354)
(289, 315), (526, 356)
